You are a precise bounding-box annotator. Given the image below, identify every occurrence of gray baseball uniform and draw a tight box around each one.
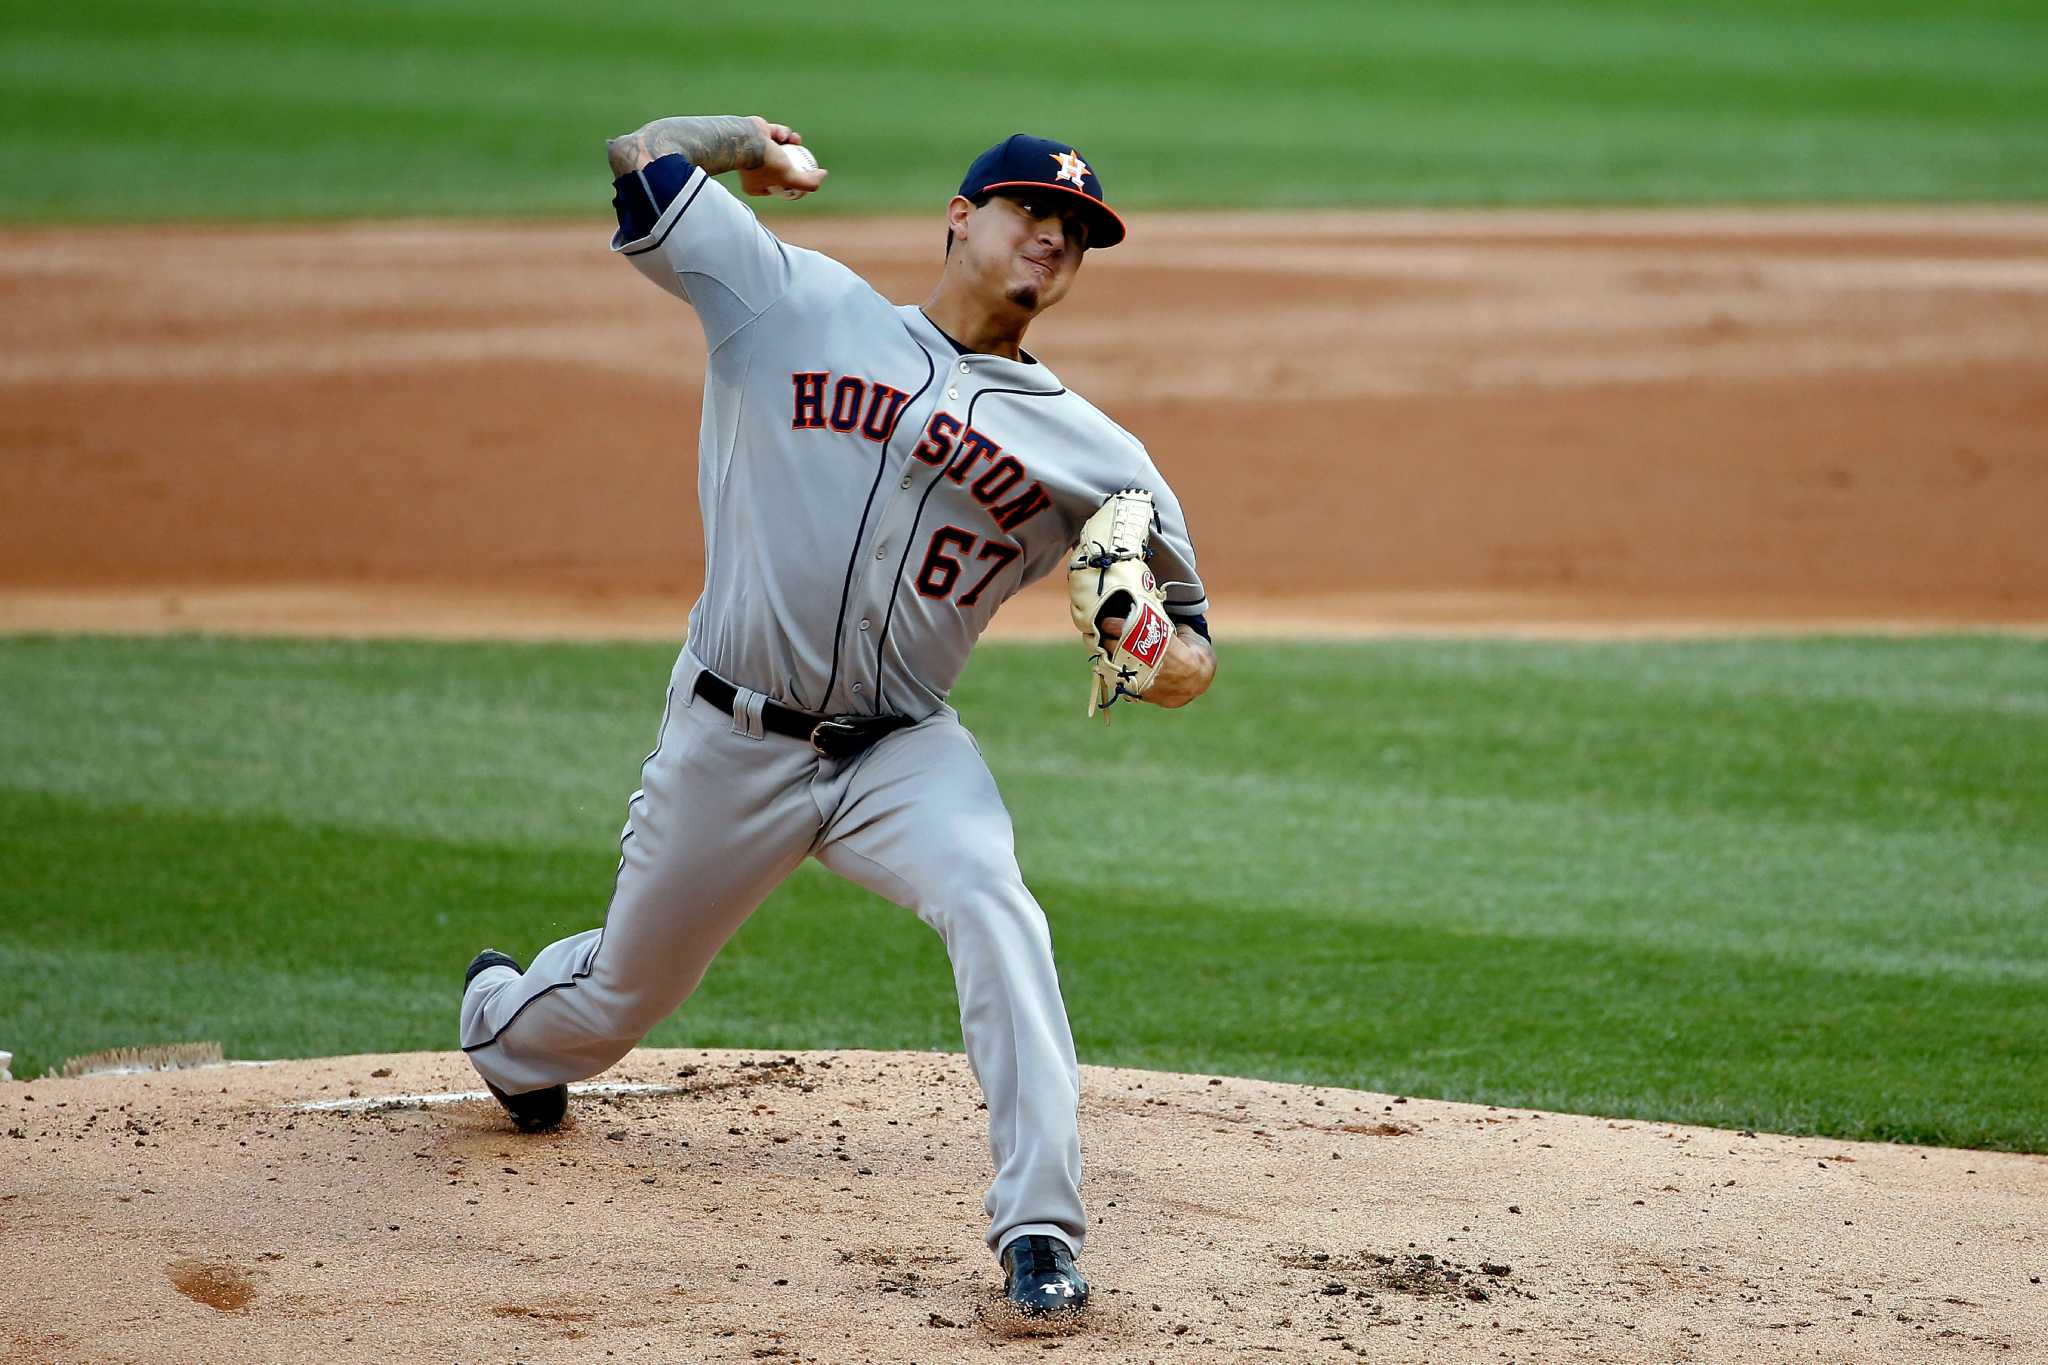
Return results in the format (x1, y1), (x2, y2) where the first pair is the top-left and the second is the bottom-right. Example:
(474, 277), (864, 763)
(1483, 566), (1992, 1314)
(460, 152), (1208, 1261)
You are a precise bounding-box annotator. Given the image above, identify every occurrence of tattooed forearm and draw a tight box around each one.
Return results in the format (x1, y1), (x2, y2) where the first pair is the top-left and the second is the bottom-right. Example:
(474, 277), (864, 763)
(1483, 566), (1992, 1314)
(606, 116), (768, 178)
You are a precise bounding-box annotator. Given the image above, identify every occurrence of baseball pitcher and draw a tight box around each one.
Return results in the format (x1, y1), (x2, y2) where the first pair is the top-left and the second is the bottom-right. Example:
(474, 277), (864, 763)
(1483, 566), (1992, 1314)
(458, 115), (1216, 1316)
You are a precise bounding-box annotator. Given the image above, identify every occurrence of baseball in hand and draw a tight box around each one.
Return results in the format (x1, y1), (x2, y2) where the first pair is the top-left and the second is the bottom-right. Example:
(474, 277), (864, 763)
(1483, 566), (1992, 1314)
(775, 144), (820, 200)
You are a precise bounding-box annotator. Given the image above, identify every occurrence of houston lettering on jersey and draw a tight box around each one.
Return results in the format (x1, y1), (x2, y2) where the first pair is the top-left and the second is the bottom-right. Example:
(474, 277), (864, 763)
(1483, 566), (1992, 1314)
(908, 408), (1052, 532)
(790, 371), (911, 443)
(793, 370), (1053, 535)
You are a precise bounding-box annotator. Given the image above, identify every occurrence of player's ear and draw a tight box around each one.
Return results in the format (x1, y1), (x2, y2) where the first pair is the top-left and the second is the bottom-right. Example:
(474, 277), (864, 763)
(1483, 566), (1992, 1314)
(942, 195), (975, 260)
(951, 195), (977, 235)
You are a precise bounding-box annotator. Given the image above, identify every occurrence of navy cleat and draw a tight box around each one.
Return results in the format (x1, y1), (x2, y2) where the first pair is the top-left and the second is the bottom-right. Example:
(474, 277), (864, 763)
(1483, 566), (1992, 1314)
(1001, 1235), (1089, 1316)
(463, 949), (568, 1133)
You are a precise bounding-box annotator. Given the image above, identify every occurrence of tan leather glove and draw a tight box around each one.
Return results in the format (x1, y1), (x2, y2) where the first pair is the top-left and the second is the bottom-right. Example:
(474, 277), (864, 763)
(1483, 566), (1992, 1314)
(1067, 488), (1174, 719)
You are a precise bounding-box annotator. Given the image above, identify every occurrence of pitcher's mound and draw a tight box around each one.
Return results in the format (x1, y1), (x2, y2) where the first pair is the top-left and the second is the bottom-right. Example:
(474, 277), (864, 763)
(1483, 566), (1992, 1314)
(4, 1049), (2040, 1362)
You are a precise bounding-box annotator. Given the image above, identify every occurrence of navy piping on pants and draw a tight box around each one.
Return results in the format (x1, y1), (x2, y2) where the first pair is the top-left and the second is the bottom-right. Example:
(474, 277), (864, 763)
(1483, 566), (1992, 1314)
(461, 682), (678, 1055)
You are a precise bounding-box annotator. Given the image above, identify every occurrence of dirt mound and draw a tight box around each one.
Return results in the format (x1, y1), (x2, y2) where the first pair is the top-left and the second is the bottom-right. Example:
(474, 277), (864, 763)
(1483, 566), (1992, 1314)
(4, 1049), (2042, 1362)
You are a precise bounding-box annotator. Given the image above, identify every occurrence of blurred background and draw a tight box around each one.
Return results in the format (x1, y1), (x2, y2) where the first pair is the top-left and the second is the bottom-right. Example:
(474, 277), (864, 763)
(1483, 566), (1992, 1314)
(0, 0), (2039, 630)
(2, 0), (2044, 631)
(1, 1), (2044, 1155)
(8, 0), (2047, 217)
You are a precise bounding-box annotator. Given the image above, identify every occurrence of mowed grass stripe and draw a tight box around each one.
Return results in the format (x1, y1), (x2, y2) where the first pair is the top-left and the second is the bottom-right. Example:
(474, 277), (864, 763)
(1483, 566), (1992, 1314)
(4, 0), (2045, 221)
(3, 789), (2040, 1151)
(1, 633), (2043, 1150)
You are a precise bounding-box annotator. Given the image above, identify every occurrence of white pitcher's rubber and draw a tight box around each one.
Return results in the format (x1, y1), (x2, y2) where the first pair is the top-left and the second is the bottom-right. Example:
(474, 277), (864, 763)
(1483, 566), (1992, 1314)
(292, 1080), (687, 1112)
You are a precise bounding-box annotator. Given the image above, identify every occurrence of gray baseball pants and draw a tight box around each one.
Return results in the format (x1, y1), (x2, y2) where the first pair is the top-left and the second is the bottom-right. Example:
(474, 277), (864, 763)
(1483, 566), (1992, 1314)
(460, 648), (1086, 1260)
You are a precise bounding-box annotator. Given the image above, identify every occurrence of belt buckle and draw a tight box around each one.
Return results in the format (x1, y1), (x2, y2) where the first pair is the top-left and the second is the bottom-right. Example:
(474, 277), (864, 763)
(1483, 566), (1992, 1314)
(809, 718), (859, 757)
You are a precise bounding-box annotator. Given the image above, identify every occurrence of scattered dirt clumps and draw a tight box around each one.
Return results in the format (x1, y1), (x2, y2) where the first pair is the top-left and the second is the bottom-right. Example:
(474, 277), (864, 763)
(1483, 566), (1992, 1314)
(4, 1048), (2045, 1361)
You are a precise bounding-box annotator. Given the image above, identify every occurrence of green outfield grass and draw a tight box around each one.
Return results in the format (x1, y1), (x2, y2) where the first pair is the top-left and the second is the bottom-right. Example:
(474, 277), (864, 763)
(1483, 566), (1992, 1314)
(2, 633), (2043, 1151)
(3, 0), (2045, 221)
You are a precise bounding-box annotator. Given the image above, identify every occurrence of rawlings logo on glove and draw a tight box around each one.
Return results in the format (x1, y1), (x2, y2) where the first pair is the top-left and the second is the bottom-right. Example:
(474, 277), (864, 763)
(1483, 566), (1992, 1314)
(1123, 605), (1171, 667)
(1068, 488), (1174, 719)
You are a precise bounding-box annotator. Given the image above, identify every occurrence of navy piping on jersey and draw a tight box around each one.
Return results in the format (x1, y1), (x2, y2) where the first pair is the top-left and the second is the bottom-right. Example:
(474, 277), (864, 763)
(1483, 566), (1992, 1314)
(822, 334), (936, 710)
(873, 382), (1064, 714)
(614, 155), (708, 256)
(921, 318), (1208, 644)
(462, 682), (677, 1056)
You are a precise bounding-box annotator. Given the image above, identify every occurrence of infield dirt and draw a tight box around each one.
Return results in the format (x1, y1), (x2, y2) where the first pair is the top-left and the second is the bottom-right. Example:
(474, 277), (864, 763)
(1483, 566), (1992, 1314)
(3, 211), (2045, 1361)
(2, 208), (2044, 636)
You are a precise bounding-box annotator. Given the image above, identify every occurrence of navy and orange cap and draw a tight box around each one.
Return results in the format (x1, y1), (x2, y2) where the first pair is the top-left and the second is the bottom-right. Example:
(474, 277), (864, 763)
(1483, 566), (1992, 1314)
(958, 134), (1126, 249)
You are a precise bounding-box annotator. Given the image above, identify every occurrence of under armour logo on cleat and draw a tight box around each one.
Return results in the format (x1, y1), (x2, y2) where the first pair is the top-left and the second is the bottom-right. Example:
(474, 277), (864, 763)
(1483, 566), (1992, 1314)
(1040, 1278), (1076, 1297)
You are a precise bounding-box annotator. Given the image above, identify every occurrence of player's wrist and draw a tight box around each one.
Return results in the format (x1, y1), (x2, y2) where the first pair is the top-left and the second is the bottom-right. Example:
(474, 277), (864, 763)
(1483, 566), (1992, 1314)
(607, 115), (774, 180)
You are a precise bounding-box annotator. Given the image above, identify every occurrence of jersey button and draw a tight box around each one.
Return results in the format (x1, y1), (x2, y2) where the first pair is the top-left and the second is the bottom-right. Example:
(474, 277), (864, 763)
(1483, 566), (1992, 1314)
(947, 387), (959, 400)
(899, 475), (913, 489)
(959, 362), (970, 374)
(852, 683), (865, 694)
(875, 547), (887, 560)
(859, 619), (871, 631)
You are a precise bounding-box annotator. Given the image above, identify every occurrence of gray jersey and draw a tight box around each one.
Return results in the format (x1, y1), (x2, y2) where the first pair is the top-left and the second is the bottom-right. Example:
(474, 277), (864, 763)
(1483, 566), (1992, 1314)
(612, 155), (1207, 720)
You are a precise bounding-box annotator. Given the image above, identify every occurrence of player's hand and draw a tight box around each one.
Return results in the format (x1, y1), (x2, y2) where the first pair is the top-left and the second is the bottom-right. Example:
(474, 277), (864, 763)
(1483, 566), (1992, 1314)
(1098, 618), (1216, 708)
(738, 117), (828, 198)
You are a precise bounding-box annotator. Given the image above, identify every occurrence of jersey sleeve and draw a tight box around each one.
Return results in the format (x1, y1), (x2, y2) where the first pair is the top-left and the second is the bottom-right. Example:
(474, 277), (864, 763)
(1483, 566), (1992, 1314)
(1140, 462), (1210, 624)
(609, 154), (793, 350)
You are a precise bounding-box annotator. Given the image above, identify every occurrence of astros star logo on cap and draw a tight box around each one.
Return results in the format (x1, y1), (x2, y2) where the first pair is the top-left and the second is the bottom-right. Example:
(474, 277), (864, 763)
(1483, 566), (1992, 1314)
(1051, 150), (1090, 187)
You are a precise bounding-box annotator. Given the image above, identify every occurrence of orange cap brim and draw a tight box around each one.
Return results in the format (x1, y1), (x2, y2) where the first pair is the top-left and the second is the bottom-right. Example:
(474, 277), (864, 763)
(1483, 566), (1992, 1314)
(976, 180), (1128, 248)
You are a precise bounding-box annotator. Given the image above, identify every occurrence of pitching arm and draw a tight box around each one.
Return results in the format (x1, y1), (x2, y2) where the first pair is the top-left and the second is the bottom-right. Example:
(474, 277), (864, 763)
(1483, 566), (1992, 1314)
(605, 115), (825, 199)
(605, 115), (828, 349)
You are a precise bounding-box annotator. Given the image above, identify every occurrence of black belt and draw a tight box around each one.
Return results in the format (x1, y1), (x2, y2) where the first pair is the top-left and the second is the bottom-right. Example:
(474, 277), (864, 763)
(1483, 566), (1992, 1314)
(692, 670), (913, 760)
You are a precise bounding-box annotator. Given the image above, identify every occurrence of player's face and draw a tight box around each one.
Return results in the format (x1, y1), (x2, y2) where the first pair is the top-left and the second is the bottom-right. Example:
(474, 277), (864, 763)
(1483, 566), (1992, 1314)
(961, 191), (1089, 315)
